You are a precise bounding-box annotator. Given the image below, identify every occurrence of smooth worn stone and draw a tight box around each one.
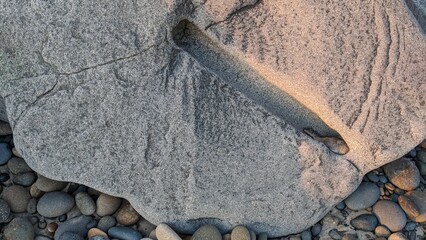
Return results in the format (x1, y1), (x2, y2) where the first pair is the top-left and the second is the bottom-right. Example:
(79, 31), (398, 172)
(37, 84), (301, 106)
(1, 184), (31, 212)
(388, 232), (409, 240)
(383, 158), (421, 191)
(47, 222), (59, 233)
(192, 224), (222, 240)
(328, 229), (341, 240)
(335, 201), (346, 210)
(344, 182), (380, 210)
(54, 215), (95, 239)
(4, 217), (35, 240)
(350, 214), (378, 231)
(89, 236), (111, 240)
(30, 183), (44, 198)
(379, 175), (388, 183)
(108, 226), (143, 240)
(373, 200), (407, 232)
(75, 192), (96, 215)
(58, 231), (85, 240)
(7, 157), (32, 174)
(257, 233), (267, 240)
(400, 190), (426, 222)
(417, 150), (426, 163)
(67, 205), (82, 220)
(366, 172), (379, 182)
(12, 172), (36, 186)
(231, 226), (251, 240)
(26, 198), (37, 214)
(0, 121), (12, 135)
(311, 224), (322, 236)
(35, 174), (68, 192)
(3, 0), (426, 237)
(88, 228), (108, 238)
(156, 223), (182, 240)
(11, 147), (22, 158)
(37, 191), (75, 218)
(341, 233), (357, 240)
(404, 222), (416, 231)
(116, 200), (141, 226)
(138, 218), (157, 237)
(300, 230), (312, 240)
(374, 225), (391, 238)
(97, 216), (117, 232)
(96, 194), (122, 217)
(0, 198), (11, 223)
(149, 229), (157, 240)
(0, 143), (12, 165)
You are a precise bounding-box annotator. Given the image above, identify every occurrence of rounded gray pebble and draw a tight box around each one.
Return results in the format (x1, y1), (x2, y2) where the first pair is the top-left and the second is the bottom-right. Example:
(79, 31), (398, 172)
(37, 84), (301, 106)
(0, 199), (11, 223)
(328, 229), (341, 240)
(192, 224), (222, 240)
(97, 216), (117, 232)
(300, 230), (312, 240)
(13, 172), (36, 186)
(54, 215), (95, 239)
(344, 182), (380, 210)
(350, 214), (378, 231)
(405, 222), (416, 231)
(75, 192), (96, 215)
(59, 231), (85, 240)
(7, 157), (32, 174)
(96, 194), (122, 216)
(89, 236), (111, 240)
(26, 198), (37, 214)
(366, 172), (379, 182)
(231, 225), (251, 240)
(379, 175), (388, 183)
(108, 226), (143, 240)
(311, 224), (322, 236)
(335, 201), (346, 210)
(37, 191), (75, 217)
(35, 174), (68, 192)
(4, 217), (35, 240)
(1, 184), (31, 212)
(138, 218), (156, 236)
(373, 200), (407, 232)
(0, 143), (12, 165)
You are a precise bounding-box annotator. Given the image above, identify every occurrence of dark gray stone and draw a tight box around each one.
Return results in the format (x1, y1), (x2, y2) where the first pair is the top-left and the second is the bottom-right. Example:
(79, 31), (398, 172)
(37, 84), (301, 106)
(54, 215), (95, 239)
(373, 200), (407, 232)
(37, 191), (75, 218)
(3, 217), (35, 240)
(7, 157), (32, 174)
(344, 182), (380, 210)
(108, 226), (143, 240)
(0, 143), (12, 165)
(350, 214), (378, 231)
(12, 172), (36, 186)
(1, 184), (31, 213)
(97, 216), (117, 232)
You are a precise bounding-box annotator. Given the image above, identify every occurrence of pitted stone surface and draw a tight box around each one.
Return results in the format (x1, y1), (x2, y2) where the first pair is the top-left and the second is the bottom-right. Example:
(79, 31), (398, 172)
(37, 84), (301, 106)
(0, 0), (425, 237)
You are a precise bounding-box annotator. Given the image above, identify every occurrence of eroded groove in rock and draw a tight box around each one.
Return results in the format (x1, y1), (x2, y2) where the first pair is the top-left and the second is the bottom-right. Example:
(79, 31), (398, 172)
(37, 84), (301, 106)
(172, 20), (340, 138)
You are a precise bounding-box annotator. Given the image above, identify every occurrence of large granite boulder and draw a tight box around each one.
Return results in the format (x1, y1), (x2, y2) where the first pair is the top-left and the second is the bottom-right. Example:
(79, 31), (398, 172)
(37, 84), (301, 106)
(0, 0), (425, 237)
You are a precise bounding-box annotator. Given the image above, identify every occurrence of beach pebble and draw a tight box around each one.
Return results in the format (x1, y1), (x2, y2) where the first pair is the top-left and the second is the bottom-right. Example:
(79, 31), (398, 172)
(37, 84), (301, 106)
(88, 228), (108, 238)
(300, 230), (312, 240)
(75, 192), (96, 215)
(11, 147), (22, 158)
(258, 233), (268, 240)
(108, 226), (143, 240)
(35, 174), (68, 192)
(417, 150), (426, 163)
(335, 201), (345, 210)
(89, 236), (110, 240)
(192, 224), (222, 240)
(0, 121), (12, 135)
(375, 225), (391, 237)
(26, 198), (37, 214)
(47, 222), (59, 233)
(388, 232), (409, 240)
(383, 158), (420, 191)
(399, 190), (426, 222)
(0, 198), (11, 222)
(0, 143), (12, 165)
(116, 200), (141, 225)
(4, 217), (35, 240)
(58, 231), (85, 240)
(149, 229), (157, 239)
(366, 172), (379, 182)
(97, 215), (117, 232)
(37, 191), (75, 217)
(350, 214), (378, 231)
(7, 157), (32, 174)
(156, 223), (181, 240)
(1, 184), (31, 212)
(404, 222), (416, 231)
(96, 193), (122, 216)
(12, 172), (36, 186)
(30, 183), (44, 198)
(223, 233), (231, 240)
(138, 218), (157, 236)
(231, 225), (251, 240)
(373, 200), (407, 232)
(328, 229), (341, 240)
(311, 223), (322, 236)
(54, 215), (95, 239)
(344, 182), (380, 210)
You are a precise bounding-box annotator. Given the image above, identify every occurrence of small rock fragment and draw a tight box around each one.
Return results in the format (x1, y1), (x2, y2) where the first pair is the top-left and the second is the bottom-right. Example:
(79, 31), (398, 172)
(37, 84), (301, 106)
(87, 228), (108, 238)
(138, 218), (157, 236)
(0, 143), (12, 165)
(4, 217), (35, 240)
(7, 157), (32, 174)
(400, 190), (426, 222)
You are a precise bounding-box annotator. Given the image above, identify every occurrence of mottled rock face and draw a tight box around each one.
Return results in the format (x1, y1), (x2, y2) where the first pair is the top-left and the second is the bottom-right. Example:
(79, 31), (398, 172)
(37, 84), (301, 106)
(1, 0), (425, 237)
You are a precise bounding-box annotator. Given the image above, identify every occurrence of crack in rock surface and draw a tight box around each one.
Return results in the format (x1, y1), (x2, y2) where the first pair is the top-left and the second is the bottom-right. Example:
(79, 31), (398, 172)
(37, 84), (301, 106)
(0, 0), (425, 237)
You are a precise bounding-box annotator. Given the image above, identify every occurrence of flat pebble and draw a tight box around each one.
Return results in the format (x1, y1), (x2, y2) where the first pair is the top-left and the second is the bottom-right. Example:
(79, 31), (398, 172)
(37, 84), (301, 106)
(37, 191), (75, 217)
(54, 215), (95, 239)
(138, 218), (157, 236)
(96, 193), (122, 216)
(0, 143), (12, 165)
(35, 174), (68, 192)
(156, 223), (181, 240)
(417, 150), (426, 163)
(349, 214), (378, 231)
(373, 200), (407, 232)
(4, 217), (35, 240)
(7, 157), (32, 174)
(0, 198), (10, 222)
(1, 184), (31, 212)
(98, 215), (117, 232)
(26, 198), (37, 214)
(374, 225), (391, 237)
(108, 226), (143, 240)
(116, 200), (141, 225)
(88, 228), (108, 238)
(75, 192), (96, 215)
(12, 172), (36, 186)
(399, 190), (426, 222)
(383, 158), (420, 191)
(388, 232), (409, 240)
(231, 226), (251, 240)
(192, 224), (222, 240)
(0, 121), (12, 135)
(344, 182), (380, 210)
(58, 231), (85, 240)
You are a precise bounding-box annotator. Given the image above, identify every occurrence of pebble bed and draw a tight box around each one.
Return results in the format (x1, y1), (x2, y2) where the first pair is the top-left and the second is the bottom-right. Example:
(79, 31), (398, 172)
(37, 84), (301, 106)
(1, 120), (426, 240)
